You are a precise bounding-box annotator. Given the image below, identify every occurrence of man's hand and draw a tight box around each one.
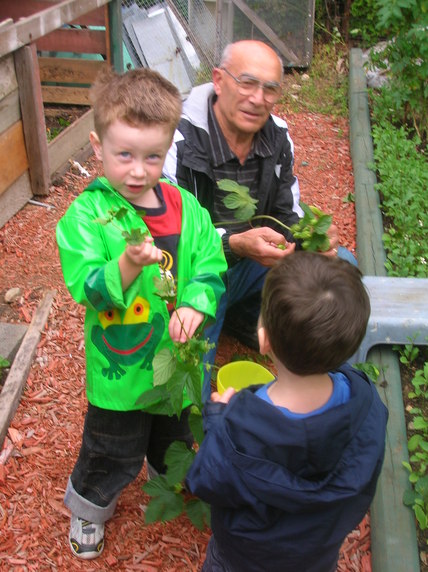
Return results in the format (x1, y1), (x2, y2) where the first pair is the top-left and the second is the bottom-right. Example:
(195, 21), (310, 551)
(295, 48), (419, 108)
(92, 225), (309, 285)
(169, 307), (205, 343)
(228, 227), (296, 267)
(322, 224), (340, 258)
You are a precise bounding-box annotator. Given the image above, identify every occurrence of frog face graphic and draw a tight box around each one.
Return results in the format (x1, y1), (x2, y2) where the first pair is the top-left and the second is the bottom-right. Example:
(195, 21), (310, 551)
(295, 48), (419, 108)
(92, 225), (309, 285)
(91, 296), (165, 380)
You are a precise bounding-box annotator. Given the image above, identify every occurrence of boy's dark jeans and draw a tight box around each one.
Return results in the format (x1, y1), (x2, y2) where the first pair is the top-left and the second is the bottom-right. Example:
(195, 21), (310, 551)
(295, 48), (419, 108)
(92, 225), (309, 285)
(68, 403), (193, 515)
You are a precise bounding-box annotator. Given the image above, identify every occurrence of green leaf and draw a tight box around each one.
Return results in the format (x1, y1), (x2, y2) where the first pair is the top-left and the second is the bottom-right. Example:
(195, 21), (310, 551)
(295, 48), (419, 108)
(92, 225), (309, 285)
(413, 416), (428, 431)
(217, 179), (258, 221)
(420, 440), (428, 453)
(122, 227), (148, 245)
(353, 362), (380, 383)
(415, 476), (428, 500)
(402, 460), (412, 472)
(93, 216), (111, 225)
(143, 474), (172, 495)
(135, 386), (174, 415)
(153, 275), (177, 303)
(166, 369), (187, 415)
(183, 364), (202, 409)
(164, 441), (195, 485)
(189, 408), (205, 445)
(153, 349), (177, 387)
(113, 207), (130, 220)
(185, 498), (211, 530)
(414, 504), (427, 530)
(403, 488), (418, 506)
(408, 433), (423, 452)
(143, 484), (184, 524)
(300, 201), (316, 218)
(314, 214), (332, 234)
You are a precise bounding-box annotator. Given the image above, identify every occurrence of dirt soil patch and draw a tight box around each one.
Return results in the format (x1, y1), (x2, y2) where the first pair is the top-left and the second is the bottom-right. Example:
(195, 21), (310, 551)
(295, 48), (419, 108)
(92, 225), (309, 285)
(0, 111), (372, 570)
(44, 104), (90, 141)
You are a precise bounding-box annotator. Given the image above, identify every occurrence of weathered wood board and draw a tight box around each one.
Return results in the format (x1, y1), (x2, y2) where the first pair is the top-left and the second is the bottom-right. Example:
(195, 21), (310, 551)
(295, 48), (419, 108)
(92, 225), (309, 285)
(0, 290), (56, 448)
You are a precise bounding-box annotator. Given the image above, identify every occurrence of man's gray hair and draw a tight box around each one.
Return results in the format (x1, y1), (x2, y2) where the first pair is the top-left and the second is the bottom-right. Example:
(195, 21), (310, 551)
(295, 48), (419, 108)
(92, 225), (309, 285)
(219, 41), (284, 80)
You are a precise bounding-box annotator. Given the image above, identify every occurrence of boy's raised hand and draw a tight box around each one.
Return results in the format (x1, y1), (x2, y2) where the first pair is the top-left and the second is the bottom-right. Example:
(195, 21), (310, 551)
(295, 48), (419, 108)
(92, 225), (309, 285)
(119, 236), (163, 291)
(169, 307), (205, 343)
(125, 236), (163, 267)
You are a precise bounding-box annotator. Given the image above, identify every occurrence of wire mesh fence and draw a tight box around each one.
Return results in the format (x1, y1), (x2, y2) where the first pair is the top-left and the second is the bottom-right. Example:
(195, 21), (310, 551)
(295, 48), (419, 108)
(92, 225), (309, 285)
(121, 0), (227, 95)
(120, 1), (315, 95)
(218, 0), (315, 67)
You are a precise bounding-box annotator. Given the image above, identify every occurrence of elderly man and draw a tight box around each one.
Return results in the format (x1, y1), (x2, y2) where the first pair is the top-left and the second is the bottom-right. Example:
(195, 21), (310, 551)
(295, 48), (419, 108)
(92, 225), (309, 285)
(163, 40), (353, 400)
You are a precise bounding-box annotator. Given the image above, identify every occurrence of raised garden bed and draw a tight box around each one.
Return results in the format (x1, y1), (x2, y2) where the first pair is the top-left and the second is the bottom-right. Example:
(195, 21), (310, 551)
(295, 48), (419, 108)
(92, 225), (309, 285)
(349, 47), (421, 572)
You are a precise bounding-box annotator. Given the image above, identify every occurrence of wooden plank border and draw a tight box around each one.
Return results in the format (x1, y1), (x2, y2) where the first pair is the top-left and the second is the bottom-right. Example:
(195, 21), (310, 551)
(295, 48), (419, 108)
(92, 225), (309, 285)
(348, 48), (420, 572)
(0, 290), (56, 448)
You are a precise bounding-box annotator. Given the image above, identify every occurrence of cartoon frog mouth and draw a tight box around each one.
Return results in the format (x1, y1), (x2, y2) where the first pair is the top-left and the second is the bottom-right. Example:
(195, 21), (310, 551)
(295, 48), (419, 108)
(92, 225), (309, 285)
(101, 327), (154, 355)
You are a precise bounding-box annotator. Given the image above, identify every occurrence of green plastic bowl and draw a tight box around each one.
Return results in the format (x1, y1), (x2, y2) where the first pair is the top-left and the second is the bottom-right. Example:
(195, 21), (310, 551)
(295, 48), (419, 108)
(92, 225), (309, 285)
(217, 361), (275, 394)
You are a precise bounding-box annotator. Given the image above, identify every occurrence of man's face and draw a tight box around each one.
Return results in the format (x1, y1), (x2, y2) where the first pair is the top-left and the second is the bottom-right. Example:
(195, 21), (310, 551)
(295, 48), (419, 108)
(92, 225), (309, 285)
(212, 47), (282, 136)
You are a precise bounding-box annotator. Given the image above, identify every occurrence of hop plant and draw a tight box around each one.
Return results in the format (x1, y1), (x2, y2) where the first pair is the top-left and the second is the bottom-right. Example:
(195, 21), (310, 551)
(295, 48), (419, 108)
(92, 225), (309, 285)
(216, 179), (332, 250)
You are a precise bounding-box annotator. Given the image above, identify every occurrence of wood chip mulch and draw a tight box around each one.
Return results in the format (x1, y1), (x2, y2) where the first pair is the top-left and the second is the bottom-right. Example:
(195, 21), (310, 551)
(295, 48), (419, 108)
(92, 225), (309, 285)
(0, 111), (369, 571)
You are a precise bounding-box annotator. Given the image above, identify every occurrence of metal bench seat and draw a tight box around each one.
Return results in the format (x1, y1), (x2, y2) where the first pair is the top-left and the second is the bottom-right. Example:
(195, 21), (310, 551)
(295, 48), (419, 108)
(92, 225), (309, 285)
(349, 276), (428, 364)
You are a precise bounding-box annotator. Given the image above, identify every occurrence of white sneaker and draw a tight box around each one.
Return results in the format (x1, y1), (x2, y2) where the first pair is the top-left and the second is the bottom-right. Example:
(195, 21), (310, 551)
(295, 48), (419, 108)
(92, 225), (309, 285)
(69, 514), (104, 559)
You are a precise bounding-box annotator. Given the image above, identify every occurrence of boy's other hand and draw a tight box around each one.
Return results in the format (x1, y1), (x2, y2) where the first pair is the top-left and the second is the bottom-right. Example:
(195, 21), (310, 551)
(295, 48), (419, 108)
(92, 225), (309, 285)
(211, 387), (236, 404)
(169, 307), (204, 343)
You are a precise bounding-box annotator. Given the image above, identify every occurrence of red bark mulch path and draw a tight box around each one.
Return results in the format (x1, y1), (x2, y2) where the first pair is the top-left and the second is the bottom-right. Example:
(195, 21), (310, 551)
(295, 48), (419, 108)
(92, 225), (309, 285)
(0, 111), (369, 571)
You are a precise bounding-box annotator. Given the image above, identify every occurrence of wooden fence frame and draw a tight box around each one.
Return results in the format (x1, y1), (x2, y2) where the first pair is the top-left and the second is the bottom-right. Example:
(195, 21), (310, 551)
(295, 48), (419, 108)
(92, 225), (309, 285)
(0, 0), (123, 228)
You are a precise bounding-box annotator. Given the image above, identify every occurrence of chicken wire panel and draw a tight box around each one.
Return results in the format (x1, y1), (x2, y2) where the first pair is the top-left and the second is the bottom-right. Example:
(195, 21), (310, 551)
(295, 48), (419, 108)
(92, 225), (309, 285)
(218, 0), (315, 67)
(121, 1), (228, 91)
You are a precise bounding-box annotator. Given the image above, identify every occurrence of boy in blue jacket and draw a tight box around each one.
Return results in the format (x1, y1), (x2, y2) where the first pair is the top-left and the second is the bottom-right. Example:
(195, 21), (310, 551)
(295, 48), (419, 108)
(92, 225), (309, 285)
(186, 252), (388, 572)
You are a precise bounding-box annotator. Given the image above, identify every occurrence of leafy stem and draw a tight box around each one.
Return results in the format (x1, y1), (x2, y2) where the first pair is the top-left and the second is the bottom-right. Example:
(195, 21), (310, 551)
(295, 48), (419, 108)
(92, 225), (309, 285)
(215, 213), (292, 234)
(94, 206), (149, 246)
(215, 179), (332, 252)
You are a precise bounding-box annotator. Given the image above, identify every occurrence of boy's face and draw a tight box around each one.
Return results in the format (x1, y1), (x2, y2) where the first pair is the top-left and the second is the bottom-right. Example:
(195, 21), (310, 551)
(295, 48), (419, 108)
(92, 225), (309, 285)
(90, 119), (173, 204)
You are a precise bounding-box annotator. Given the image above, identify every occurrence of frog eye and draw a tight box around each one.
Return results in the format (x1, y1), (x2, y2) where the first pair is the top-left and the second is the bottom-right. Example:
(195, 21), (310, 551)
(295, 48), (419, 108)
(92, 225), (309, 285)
(123, 296), (150, 324)
(98, 308), (121, 329)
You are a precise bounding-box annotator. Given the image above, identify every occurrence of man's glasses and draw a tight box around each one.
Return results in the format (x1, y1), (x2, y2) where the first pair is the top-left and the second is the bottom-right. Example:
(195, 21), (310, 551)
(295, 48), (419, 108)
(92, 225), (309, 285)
(221, 68), (282, 103)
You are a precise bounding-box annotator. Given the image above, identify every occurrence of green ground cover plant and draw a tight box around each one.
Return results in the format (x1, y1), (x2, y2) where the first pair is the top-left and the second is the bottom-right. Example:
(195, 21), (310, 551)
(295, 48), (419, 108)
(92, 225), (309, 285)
(365, 1), (428, 561)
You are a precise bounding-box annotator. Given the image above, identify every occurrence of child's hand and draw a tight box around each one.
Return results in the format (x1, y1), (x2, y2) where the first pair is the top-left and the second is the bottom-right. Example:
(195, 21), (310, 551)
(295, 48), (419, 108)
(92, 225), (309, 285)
(211, 387), (236, 404)
(125, 236), (163, 267)
(169, 307), (204, 343)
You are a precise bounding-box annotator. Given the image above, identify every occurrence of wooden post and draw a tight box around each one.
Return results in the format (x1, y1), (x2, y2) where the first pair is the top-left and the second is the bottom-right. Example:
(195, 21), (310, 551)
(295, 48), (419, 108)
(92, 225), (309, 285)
(14, 43), (50, 196)
(107, 0), (123, 73)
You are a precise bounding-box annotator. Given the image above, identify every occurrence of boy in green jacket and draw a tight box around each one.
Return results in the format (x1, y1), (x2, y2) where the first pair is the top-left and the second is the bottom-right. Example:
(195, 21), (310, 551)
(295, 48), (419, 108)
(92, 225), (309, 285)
(56, 68), (227, 560)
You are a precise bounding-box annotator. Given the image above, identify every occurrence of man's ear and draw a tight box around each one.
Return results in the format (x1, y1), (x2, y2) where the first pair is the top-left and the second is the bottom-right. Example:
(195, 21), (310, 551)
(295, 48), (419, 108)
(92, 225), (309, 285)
(212, 67), (223, 96)
(89, 131), (103, 161)
(258, 325), (272, 356)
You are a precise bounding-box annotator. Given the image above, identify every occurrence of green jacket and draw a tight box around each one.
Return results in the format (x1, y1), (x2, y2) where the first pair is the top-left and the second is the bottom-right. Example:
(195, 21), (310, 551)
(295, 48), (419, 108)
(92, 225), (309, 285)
(56, 177), (226, 411)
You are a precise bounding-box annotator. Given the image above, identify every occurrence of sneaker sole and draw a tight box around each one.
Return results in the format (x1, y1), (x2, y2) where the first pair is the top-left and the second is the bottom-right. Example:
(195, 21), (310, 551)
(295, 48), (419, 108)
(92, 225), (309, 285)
(69, 537), (104, 560)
